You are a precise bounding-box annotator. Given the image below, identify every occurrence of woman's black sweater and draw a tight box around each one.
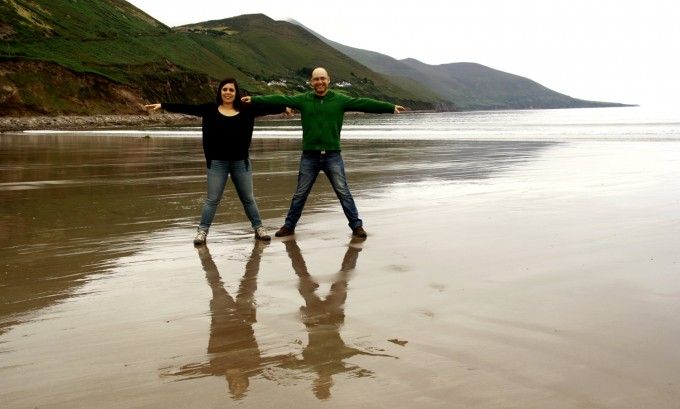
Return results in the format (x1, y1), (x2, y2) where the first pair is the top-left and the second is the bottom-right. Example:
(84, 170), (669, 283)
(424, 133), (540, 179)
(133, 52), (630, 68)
(161, 103), (284, 168)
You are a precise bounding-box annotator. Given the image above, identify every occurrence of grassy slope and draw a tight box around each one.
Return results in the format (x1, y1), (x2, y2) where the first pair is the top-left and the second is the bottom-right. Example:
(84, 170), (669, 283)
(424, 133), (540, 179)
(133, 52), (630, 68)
(177, 14), (430, 105)
(0, 2), (431, 115)
(0, 0), (167, 40)
(0, 0), (624, 115)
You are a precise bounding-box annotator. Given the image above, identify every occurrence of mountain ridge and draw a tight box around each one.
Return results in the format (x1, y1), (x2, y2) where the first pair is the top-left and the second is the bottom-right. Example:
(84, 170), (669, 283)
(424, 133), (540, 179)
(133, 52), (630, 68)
(287, 19), (626, 110)
(0, 1), (628, 118)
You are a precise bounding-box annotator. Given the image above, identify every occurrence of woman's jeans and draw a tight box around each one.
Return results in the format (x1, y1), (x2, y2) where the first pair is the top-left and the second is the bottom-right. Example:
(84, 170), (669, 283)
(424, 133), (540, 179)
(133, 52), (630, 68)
(198, 159), (262, 232)
(283, 151), (362, 230)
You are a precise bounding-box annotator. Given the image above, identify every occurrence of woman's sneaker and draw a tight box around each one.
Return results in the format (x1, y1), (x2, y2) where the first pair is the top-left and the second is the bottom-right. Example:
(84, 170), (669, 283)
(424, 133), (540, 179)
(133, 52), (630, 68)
(255, 226), (271, 241)
(193, 230), (208, 245)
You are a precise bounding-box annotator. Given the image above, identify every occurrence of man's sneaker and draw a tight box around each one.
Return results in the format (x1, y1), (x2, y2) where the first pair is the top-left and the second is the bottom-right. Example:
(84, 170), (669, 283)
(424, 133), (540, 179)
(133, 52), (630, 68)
(193, 230), (208, 245)
(275, 226), (295, 237)
(255, 226), (271, 241)
(352, 226), (367, 238)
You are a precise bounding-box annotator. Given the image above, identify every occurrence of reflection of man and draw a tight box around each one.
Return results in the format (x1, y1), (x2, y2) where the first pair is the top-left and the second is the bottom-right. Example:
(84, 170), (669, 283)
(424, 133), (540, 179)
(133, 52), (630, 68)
(281, 238), (393, 400)
(170, 243), (287, 399)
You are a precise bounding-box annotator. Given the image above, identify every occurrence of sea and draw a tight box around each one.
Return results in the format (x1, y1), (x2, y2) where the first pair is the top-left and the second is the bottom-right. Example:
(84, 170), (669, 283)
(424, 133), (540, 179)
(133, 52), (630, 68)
(18, 106), (680, 141)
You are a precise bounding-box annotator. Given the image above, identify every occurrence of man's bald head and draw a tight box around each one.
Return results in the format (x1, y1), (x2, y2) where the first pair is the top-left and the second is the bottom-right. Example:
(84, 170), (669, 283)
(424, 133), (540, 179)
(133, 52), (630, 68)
(310, 67), (331, 96)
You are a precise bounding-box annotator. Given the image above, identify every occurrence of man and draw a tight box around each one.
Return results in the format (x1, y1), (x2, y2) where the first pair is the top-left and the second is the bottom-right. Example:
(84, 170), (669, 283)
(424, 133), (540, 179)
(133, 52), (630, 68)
(242, 67), (405, 238)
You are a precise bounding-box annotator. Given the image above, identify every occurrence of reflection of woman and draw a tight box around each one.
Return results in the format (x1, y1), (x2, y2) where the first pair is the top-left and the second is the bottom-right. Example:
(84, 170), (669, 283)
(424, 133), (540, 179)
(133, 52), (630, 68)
(145, 78), (288, 244)
(171, 243), (289, 399)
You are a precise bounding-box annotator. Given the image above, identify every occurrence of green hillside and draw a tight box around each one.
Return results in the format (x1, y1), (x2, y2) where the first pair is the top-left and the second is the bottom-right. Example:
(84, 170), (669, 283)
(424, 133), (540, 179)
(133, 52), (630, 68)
(0, 0), (626, 117)
(0, 1), (430, 116)
(0, 0), (167, 40)
(175, 15), (430, 105)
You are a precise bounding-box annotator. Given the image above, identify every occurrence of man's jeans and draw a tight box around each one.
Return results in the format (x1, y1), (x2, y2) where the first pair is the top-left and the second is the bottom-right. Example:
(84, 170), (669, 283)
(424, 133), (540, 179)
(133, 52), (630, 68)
(284, 151), (362, 230)
(198, 159), (262, 232)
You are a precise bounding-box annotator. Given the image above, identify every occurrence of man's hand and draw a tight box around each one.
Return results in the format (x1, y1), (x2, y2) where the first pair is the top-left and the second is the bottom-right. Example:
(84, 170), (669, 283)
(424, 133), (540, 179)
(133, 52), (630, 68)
(285, 107), (293, 117)
(394, 105), (406, 114)
(144, 103), (161, 110)
(241, 96), (252, 103)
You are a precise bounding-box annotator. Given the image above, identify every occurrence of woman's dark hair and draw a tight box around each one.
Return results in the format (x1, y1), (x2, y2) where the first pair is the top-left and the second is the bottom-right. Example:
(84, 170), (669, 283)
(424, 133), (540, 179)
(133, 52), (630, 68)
(215, 77), (241, 108)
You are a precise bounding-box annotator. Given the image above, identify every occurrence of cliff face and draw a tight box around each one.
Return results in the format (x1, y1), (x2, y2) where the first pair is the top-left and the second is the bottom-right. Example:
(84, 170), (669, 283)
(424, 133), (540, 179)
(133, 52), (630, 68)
(0, 59), (144, 116)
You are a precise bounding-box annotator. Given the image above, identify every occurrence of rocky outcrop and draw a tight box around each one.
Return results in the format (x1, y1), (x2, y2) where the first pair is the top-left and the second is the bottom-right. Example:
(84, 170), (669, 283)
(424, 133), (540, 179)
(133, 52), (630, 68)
(0, 113), (199, 132)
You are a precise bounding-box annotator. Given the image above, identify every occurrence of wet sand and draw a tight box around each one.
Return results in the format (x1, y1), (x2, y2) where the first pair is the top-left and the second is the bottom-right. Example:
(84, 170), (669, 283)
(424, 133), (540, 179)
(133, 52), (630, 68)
(1, 134), (680, 408)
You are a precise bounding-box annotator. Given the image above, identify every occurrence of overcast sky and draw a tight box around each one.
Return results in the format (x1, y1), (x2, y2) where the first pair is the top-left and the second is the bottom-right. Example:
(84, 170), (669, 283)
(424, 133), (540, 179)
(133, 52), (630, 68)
(127, 0), (679, 107)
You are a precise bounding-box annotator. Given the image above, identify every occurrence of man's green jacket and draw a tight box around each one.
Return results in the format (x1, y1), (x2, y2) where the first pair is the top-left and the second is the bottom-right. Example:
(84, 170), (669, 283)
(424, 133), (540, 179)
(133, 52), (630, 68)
(251, 90), (395, 151)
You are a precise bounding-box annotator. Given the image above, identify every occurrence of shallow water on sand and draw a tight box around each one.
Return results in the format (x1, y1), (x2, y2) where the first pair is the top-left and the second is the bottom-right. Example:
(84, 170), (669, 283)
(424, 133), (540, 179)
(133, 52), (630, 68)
(0, 133), (556, 326)
(2, 108), (680, 408)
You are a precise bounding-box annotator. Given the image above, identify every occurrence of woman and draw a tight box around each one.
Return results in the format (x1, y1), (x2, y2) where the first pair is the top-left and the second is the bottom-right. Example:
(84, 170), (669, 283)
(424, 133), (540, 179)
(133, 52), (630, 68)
(145, 78), (287, 245)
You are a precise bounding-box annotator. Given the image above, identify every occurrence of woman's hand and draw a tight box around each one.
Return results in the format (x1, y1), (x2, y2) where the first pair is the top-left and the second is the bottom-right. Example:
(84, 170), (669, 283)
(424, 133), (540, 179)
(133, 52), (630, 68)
(144, 103), (161, 110)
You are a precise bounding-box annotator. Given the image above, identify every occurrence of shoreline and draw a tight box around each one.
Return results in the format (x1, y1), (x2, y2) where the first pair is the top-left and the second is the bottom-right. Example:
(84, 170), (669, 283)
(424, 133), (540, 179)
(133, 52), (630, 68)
(2, 106), (644, 133)
(0, 113), (201, 133)
(0, 110), (437, 133)
(0, 111), (326, 132)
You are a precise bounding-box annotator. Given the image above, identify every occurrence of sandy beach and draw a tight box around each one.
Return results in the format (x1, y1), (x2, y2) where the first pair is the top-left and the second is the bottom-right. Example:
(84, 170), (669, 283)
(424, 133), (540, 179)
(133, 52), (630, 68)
(1, 127), (680, 408)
